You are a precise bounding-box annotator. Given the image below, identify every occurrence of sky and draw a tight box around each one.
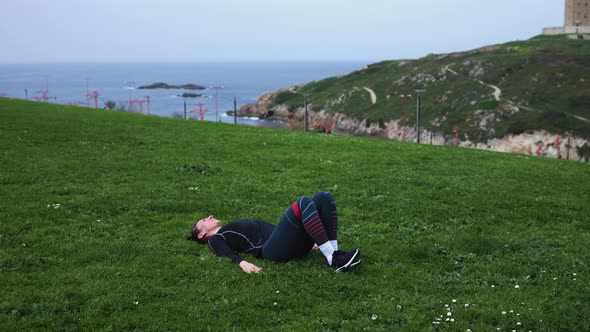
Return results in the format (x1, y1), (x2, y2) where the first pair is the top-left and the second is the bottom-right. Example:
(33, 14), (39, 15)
(0, 0), (565, 63)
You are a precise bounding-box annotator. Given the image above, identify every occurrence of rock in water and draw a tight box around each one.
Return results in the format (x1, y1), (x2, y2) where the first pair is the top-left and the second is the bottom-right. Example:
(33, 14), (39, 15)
(178, 93), (202, 98)
(138, 82), (205, 90)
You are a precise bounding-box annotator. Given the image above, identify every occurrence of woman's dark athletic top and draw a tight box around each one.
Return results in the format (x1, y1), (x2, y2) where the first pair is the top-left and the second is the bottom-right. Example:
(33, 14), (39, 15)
(207, 219), (275, 264)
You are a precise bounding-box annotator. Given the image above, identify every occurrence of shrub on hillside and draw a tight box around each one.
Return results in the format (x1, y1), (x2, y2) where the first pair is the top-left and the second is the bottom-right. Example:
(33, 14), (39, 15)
(479, 99), (499, 110)
(577, 143), (590, 162)
(104, 100), (116, 110)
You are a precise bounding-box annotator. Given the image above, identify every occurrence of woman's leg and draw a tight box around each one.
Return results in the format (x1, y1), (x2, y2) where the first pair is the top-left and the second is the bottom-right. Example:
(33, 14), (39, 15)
(262, 195), (336, 262)
(261, 198), (316, 262)
(312, 191), (338, 249)
(262, 193), (359, 270)
(308, 191), (360, 271)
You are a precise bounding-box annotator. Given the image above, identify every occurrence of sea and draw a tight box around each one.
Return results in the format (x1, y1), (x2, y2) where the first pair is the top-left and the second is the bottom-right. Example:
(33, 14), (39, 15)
(0, 62), (367, 126)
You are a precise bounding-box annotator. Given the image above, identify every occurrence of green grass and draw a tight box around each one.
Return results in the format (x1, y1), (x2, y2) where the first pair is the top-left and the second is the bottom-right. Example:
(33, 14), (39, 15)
(1, 98), (589, 331)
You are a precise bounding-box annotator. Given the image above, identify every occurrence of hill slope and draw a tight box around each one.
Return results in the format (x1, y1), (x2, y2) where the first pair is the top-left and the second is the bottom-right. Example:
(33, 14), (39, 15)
(1, 98), (589, 330)
(240, 35), (590, 153)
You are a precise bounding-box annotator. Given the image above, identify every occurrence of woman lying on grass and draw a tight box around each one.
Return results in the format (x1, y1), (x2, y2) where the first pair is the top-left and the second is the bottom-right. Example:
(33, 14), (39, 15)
(187, 191), (361, 273)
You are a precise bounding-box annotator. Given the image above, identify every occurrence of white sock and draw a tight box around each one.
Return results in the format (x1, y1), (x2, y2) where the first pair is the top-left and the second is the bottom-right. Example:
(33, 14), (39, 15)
(319, 242), (335, 265)
(330, 240), (338, 251)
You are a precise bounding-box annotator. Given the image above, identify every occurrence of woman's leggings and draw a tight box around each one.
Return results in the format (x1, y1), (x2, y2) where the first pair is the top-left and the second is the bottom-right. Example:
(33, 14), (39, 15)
(261, 191), (339, 262)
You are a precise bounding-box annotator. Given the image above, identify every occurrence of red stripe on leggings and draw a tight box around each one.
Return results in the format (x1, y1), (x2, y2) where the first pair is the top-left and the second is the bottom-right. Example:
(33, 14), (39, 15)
(308, 228), (325, 238)
(306, 222), (323, 233)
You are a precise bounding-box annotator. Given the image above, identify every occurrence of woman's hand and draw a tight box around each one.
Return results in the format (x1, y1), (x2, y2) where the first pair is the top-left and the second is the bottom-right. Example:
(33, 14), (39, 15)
(239, 260), (263, 274)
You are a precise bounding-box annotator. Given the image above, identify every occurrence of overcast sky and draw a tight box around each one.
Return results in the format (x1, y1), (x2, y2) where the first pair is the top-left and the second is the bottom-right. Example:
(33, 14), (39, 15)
(0, 0), (564, 63)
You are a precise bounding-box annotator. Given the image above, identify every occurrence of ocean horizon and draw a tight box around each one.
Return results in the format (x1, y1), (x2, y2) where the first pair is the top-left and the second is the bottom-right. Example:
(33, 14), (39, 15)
(0, 61), (368, 125)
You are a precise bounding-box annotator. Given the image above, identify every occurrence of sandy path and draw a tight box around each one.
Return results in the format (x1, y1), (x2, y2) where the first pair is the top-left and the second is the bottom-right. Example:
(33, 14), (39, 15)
(478, 80), (502, 101)
(363, 87), (377, 104)
(445, 64), (502, 101)
(444, 65), (459, 76)
(445, 64), (589, 124)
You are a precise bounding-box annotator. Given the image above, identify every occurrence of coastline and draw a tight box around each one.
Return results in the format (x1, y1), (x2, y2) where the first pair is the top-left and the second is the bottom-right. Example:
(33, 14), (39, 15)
(0, 61), (367, 124)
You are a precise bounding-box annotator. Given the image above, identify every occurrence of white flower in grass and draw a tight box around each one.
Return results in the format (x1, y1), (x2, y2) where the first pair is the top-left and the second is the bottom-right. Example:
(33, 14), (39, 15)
(491, 285), (495, 288)
(450, 318), (455, 322)
(445, 304), (449, 308)
(447, 312), (452, 316)
(133, 301), (139, 305)
(573, 273), (577, 276)
(371, 314), (378, 320)
(446, 318), (450, 322)
(502, 311), (507, 315)
(464, 303), (470, 308)
(517, 322), (522, 326)
(510, 310), (514, 314)
(273, 302), (277, 306)
(452, 299), (457, 303)
(276, 290), (280, 294)
(515, 285), (520, 289)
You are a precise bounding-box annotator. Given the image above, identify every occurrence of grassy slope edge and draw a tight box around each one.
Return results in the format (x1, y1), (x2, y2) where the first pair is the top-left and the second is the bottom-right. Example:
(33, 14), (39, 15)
(0, 98), (589, 331)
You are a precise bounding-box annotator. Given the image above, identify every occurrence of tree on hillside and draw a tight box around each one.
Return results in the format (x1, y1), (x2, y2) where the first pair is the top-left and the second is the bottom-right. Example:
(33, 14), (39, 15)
(577, 143), (590, 162)
(104, 100), (116, 110)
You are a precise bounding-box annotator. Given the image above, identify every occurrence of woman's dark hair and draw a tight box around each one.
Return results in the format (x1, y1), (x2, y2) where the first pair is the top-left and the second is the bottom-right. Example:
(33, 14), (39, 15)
(186, 225), (206, 243)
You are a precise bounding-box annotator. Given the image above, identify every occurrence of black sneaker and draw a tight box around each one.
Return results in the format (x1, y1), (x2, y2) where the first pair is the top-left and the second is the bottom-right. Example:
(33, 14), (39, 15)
(334, 250), (362, 267)
(331, 249), (360, 272)
(349, 249), (361, 267)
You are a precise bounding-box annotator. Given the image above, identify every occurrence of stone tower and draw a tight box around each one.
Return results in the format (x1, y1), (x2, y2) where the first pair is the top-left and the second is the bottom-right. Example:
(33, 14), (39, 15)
(565, 0), (590, 26)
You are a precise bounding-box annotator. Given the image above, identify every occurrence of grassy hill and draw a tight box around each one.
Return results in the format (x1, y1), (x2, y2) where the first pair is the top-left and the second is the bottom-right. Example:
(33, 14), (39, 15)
(267, 35), (590, 142)
(1, 98), (589, 331)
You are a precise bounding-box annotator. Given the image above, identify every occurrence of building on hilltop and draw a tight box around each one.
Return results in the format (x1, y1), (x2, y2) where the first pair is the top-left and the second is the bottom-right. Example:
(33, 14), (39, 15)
(544, 0), (590, 35)
(565, 0), (590, 26)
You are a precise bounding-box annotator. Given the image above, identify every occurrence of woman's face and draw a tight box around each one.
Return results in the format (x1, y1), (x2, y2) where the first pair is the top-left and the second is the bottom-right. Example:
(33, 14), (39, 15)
(194, 215), (221, 240)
